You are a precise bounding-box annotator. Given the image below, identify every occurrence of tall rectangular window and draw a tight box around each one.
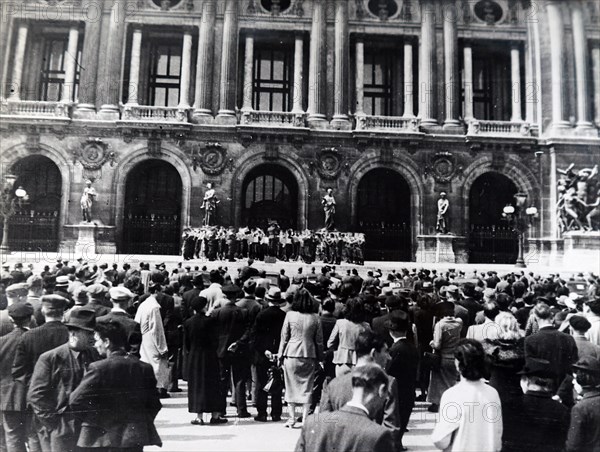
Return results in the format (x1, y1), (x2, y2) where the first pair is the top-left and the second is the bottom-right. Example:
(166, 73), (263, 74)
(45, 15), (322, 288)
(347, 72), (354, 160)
(364, 50), (395, 116)
(38, 33), (82, 102)
(252, 45), (293, 112)
(148, 41), (182, 107)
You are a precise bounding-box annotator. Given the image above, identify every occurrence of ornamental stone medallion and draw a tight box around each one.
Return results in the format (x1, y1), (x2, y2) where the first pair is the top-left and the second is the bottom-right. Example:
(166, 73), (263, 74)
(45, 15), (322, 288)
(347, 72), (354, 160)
(317, 148), (343, 180)
(199, 143), (229, 176)
(424, 152), (463, 183)
(73, 138), (115, 171)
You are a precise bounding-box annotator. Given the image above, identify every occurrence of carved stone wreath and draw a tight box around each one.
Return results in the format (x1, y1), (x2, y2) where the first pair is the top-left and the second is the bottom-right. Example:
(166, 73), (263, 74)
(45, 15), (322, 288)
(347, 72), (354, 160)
(423, 152), (463, 183)
(316, 148), (344, 180)
(73, 138), (115, 170)
(198, 143), (229, 176)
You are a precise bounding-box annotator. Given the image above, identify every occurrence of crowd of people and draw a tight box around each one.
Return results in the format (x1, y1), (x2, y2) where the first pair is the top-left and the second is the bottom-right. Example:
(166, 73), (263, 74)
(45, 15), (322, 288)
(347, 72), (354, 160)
(181, 226), (366, 265)
(1, 258), (599, 452)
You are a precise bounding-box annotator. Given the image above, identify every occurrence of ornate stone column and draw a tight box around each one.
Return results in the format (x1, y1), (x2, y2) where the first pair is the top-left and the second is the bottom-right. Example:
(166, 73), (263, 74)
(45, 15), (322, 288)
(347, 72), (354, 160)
(98, 0), (127, 120)
(443, 1), (460, 129)
(418, 0), (437, 127)
(510, 42), (522, 122)
(307, 0), (327, 128)
(292, 32), (304, 113)
(216, 0), (239, 124)
(331, 0), (350, 129)
(241, 33), (254, 112)
(592, 44), (600, 127)
(548, 147), (558, 239)
(192, 0), (216, 123)
(546, 1), (569, 131)
(355, 36), (365, 116)
(61, 25), (80, 103)
(8, 23), (28, 100)
(0, 13), (13, 97)
(571, 2), (594, 132)
(74, 0), (105, 118)
(403, 40), (414, 117)
(463, 42), (473, 121)
(178, 28), (193, 109)
(125, 26), (143, 105)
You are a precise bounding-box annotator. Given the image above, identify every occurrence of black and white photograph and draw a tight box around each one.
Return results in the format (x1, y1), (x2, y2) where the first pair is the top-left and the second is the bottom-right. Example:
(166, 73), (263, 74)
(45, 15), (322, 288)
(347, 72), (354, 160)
(0, 0), (599, 451)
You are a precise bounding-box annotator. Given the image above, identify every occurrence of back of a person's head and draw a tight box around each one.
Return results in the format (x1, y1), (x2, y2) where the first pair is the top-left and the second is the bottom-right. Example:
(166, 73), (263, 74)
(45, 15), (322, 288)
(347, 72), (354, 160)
(255, 286), (266, 299)
(495, 293), (512, 311)
(455, 339), (489, 381)
(512, 281), (526, 298)
(209, 270), (223, 284)
(533, 302), (553, 320)
(483, 301), (500, 321)
(586, 298), (600, 316)
(351, 363), (388, 392)
(292, 288), (314, 314)
(322, 298), (336, 314)
(355, 330), (385, 358)
(343, 297), (365, 323)
(495, 312), (521, 340)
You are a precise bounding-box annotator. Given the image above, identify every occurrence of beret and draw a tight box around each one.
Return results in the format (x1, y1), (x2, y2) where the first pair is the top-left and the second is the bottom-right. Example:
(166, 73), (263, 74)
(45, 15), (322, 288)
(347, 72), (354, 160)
(109, 286), (133, 302)
(8, 302), (34, 319)
(41, 294), (67, 310)
(6, 283), (29, 297)
(222, 284), (241, 296)
(569, 315), (591, 332)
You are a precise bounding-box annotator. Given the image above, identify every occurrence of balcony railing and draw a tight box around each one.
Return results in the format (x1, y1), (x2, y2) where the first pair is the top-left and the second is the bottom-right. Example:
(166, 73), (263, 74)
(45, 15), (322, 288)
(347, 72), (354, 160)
(240, 110), (306, 127)
(467, 120), (531, 136)
(120, 104), (190, 123)
(355, 114), (421, 132)
(0, 99), (71, 118)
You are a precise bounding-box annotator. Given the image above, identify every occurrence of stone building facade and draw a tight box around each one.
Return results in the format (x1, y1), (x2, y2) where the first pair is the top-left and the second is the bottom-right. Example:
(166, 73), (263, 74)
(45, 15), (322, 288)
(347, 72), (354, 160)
(0, 0), (599, 264)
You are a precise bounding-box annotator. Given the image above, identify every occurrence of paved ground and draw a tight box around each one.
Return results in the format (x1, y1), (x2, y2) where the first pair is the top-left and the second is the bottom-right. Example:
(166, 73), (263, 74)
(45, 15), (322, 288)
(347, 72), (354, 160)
(146, 381), (438, 452)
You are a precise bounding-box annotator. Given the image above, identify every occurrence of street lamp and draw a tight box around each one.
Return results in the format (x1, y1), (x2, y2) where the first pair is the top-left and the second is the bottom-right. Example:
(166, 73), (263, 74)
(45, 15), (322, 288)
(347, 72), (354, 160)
(0, 175), (28, 254)
(502, 192), (538, 268)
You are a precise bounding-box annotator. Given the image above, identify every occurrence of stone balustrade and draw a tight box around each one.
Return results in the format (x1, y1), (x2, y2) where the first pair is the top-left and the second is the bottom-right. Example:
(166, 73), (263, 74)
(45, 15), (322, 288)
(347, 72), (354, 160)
(120, 104), (190, 123)
(467, 120), (531, 136)
(355, 114), (421, 132)
(240, 110), (307, 127)
(0, 99), (71, 118)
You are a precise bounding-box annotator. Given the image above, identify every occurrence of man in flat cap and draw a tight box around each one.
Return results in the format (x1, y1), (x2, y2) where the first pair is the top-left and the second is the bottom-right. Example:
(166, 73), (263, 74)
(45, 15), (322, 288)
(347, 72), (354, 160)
(85, 284), (111, 317)
(0, 302), (37, 452)
(28, 309), (99, 452)
(566, 357), (600, 452)
(1, 283), (31, 337)
(98, 287), (141, 356)
(69, 321), (162, 451)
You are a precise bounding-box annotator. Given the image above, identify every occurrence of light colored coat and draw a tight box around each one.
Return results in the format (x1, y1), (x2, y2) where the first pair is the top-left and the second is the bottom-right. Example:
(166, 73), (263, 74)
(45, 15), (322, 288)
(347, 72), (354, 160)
(135, 296), (169, 389)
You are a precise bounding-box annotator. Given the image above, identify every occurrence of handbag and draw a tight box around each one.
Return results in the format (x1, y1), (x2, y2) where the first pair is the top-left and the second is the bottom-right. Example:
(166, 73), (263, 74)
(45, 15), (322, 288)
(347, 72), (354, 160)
(423, 351), (442, 371)
(263, 365), (284, 394)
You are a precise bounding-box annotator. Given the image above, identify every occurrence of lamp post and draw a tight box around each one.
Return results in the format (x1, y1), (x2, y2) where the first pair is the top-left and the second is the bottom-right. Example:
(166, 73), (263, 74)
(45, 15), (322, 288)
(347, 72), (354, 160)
(502, 192), (538, 268)
(0, 174), (28, 254)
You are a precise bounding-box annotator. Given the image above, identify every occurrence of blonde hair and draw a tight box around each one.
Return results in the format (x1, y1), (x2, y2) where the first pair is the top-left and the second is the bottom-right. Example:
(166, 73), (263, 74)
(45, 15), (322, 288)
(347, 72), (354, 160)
(494, 312), (522, 340)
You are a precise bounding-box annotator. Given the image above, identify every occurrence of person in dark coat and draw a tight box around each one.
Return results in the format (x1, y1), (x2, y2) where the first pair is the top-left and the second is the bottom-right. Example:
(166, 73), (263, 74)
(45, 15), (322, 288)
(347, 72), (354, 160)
(210, 284), (251, 418)
(86, 284), (112, 317)
(386, 311), (419, 451)
(501, 357), (570, 452)
(97, 287), (142, 355)
(566, 357), (600, 452)
(372, 295), (406, 348)
(27, 309), (99, 452)
(12, 295), (69, 388)
(457, 282), (483, 325)
(296, 363), (395, 452)
(181, 275), (204, 321)
(69, 321), (162, 451)
(250, 287), (286, 422)
(277, 269), (290, 293)
(183, 296), (226, 425)
(410, 293), (435, 401)
(0, 303), (38, 452)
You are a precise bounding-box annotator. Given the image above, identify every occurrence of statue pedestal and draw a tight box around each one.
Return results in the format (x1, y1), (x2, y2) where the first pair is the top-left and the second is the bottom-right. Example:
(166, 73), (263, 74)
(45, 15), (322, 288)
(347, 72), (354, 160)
(416, 235), (468, 264)
(563, 231), (600, 271)
(63, 223), (117, 259)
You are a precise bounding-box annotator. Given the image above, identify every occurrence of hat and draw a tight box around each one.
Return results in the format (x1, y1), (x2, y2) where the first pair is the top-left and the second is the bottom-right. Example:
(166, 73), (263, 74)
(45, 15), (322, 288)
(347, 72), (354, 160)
(265, 287), (283, 303)
(87, 284), (108, 299)
(443, 284), (459, 296)
(64, 309), (96, 331)
(385, 295), (401, 309)
(14, 262), (23, 269)
(518, 357), (554, 378)
(569, 315), (592, 332)
(6, 283), (29, 297)
(109, 286), (133, 302)
(422, 281), (433, 292)
(8, 302), (34, 319)
(385, 310), (409, 331)
(243, 279), (257, 294)
(27, 274), (43, 289)
(55, 276), (70, 287)
(573, 357), (600, 376)
(222, 284), (241, 297)
(41, 294), (68, 310)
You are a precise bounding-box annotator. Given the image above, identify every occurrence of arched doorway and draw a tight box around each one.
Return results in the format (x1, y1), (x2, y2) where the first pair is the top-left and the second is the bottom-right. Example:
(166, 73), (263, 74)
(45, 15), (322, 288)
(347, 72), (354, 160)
(468, 172), (519, 263)
(3, 156), (62, 251)
(356, 168), (411, 261)
(241, 164), (298, 230)
(122, 160), (182, 255)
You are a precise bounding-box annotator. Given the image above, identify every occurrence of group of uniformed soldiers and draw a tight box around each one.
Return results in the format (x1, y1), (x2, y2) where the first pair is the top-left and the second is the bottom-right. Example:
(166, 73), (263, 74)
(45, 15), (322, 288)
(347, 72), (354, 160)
(181, 225), (365, 265)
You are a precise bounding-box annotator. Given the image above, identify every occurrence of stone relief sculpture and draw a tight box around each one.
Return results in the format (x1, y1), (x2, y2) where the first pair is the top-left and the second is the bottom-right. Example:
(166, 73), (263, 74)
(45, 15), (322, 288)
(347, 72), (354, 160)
(557, 164), (599, 232)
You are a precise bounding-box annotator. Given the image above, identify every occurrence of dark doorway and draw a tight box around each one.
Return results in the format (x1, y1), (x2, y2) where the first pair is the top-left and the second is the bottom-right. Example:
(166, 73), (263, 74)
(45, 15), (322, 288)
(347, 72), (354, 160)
(242, 164), (298, 230)
(356, 168), (411, 261)
(468, 172), (519, 263)
(122, 160), (182, 255)
(2, 156), (62, 251)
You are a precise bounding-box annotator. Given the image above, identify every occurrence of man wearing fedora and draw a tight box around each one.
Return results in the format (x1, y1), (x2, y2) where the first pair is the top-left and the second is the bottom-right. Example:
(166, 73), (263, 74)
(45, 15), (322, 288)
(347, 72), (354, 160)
(251, 287), (286, 422)
(28, 309), (99, 452)
(566, 356), (600, 452)
(69, 321), (162, 452)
